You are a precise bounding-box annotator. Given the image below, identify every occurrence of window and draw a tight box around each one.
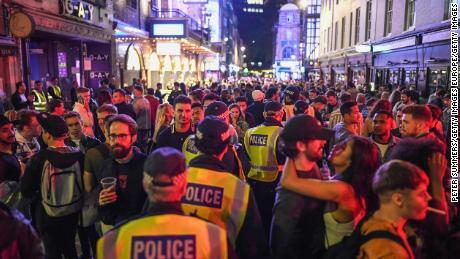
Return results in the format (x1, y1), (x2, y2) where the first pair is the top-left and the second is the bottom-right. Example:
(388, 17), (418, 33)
(130, 0), (138, 9)
(384, 0), (393, 36)
(334, 21), (338, 50)
(282, 47), (294, 59)
(341, 17), (345, 49)
(349, 12), (353, 47)
(328, 27), (331, 51)
(444, 0), (452, 20)
(404, 0), (415, 30)
(365, 0), (372, 41)
(355, 7), (361, 44)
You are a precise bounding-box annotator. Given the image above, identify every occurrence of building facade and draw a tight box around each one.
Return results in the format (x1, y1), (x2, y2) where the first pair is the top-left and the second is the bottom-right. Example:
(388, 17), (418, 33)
(317, 0), (452, 96)
(0, 0), (243, 106)
(274, 3), (302, 80)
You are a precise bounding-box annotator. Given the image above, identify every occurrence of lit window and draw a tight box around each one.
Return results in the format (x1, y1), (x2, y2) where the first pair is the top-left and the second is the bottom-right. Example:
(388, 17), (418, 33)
(404, 0), (415, 30)
(384, 0), (393, 36)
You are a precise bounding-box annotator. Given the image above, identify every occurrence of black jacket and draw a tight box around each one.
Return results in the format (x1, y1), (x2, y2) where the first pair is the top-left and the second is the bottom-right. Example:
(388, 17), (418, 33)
(0, 202), (45, 259)
(270, 165), (326, 259)
(11, 92), (31, 110)
(98, 149), (146, 225)
(115, 102), (137, 121)
(246, 101), (265, 126)
(189, 155), (269, 258)
(64, 135), (101, 154)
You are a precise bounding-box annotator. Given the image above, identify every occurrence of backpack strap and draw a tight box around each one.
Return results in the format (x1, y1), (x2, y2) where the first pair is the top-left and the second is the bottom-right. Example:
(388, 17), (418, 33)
(360, 230), (410, 256)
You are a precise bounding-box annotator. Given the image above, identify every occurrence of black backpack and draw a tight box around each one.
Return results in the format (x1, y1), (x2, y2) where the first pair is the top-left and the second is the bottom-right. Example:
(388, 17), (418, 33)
(323, 215), (408, 259)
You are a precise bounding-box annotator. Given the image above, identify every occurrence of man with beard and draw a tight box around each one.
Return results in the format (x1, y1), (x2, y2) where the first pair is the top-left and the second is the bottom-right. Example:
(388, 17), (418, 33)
(370, 110), (399, 162)
(271, 115), (334, 258)
(0, 115), (20, 182)
(14, 110), (42, 163)
(64, 111), (100, 154)
(156, 95), (194, 151)
(98, 114), (146, 226)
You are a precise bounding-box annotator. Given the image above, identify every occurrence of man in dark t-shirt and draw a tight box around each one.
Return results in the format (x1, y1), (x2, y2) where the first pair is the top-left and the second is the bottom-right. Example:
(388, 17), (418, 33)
(0, 115), (20, 183)
(156, 95), (194, 151)
(271, 115), (334, 258)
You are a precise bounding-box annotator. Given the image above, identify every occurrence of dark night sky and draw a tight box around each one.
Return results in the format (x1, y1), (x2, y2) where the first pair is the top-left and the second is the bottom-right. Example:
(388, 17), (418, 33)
(234, 0), (288, 69)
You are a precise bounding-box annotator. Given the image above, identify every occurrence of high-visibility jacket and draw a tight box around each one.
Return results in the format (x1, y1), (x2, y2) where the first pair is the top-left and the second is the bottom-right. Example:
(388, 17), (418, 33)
(97, 214), (228, 259)
(49, 85), (62, 98)
(182, 135), (247, 181)
(181, 166), (250, 244)
(182, 135), (200, 165)
(32, 89), (47, 112)
(244, 124), (282, 182)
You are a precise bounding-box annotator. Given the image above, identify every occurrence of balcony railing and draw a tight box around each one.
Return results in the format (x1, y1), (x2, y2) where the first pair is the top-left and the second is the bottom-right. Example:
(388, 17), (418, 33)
(150, 6), (210, 44)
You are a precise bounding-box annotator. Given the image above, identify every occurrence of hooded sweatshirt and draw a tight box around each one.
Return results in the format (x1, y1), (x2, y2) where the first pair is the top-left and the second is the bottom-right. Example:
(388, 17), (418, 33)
(21, 146), (84, 220)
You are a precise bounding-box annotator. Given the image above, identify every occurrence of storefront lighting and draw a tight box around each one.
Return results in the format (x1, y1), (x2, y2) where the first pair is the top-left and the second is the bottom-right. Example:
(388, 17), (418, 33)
(402, 59), (409, 64)
(355, 44), (371, 53)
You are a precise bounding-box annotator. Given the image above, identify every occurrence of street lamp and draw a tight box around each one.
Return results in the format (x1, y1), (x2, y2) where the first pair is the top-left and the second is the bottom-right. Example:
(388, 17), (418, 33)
(240, 46), (246, 52)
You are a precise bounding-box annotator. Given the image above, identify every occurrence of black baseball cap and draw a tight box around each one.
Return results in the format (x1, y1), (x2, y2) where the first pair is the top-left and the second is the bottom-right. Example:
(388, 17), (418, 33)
(264, 101), (283, 113)
(37, 112), (68, 138)
(196, 116), (230, 144)
(284, 86), (300, 100)
(281, 115), (334, 141)
(144, 147), (186, 186)
(205, 101), (229, 120)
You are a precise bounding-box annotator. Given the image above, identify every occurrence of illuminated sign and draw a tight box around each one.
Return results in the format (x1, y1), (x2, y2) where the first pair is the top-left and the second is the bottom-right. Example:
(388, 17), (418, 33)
(156, 42), (181, 56)
(62, 0), (95, 21)
(207, 0), (220, 43)
(151, 21), (186, 38)
(58, 52), (67, 77)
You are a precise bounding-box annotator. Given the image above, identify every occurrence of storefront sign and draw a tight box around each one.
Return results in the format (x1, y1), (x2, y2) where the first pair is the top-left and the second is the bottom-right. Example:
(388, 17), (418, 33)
(62, 0), (94, 22)
(0, 46), (17, 56)
(89, 71), (110, 79)
(9, 12), (35, 38)
(150, 20), (186, 38)
(156, 42), (181, 56)
(58, 52), (68, 77)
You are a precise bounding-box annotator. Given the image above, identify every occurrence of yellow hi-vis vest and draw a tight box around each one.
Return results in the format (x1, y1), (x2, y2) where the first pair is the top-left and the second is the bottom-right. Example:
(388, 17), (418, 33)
(97, 214), (228, 259)
(182, 135), (200, 165)
(182, 136), (247, 181)
(244, 125), (282, 182)
(181, 167), (250, 244)
(51, 85), (62, 98)
(32, 89), (47, 112)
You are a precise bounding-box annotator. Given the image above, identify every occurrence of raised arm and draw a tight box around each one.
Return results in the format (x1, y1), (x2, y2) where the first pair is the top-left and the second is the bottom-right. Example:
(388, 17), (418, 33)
(280, 158), (351, 204)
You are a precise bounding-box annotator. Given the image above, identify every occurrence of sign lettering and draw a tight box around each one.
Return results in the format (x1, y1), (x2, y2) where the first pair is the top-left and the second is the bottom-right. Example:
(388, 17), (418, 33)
(182, 183), (223, 208)
(131, 235), (196, 259)
(249, 134), (268, 146)
(62, 0), (94, 22)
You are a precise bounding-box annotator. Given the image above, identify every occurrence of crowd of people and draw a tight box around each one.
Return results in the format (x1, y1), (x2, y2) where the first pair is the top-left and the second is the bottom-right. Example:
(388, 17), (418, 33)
(0, 76), (456, 259)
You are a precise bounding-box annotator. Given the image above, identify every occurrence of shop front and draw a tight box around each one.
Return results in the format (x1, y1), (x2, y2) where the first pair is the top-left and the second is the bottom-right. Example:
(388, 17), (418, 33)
(21, 0), (113, 101)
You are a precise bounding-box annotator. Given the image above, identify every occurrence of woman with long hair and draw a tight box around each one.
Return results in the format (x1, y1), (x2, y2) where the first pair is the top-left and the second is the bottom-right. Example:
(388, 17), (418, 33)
(281, 136), (381, 248)
(229, 103), (249, 143)
(152, 103), (173, 144)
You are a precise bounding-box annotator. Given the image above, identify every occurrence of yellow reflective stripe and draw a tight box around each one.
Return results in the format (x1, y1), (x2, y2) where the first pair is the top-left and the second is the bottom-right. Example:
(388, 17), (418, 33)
(207, 222), (227, 259)
(229, 180), (249, 242)
(98, 227), (121, 259)
(231, 145), (246, 181)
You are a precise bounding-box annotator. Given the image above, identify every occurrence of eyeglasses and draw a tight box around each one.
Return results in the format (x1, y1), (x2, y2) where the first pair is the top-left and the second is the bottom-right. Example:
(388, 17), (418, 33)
(108, 134), (131, 141)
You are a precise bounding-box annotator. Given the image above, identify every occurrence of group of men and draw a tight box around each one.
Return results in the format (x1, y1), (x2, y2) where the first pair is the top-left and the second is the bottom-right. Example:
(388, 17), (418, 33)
(0, 77), (455, 259)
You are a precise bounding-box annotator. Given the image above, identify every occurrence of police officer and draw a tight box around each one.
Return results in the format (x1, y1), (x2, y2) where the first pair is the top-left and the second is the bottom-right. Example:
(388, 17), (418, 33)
(97, 147), (235, 259)
(182, 101), (248, 180)
(47, 77), (62, 99)
(32, 80), (48, 112)
(182, 116), (268, 258)
(244, 101), (284, 234)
